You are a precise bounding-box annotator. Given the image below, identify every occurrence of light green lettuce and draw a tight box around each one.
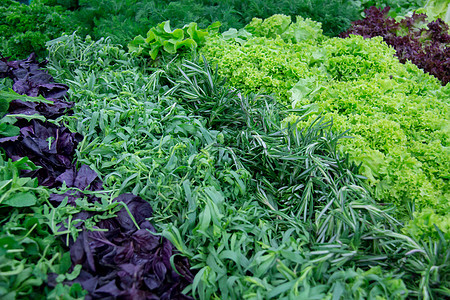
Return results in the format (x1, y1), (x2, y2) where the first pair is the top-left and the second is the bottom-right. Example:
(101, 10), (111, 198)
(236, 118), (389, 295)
(416, 0), (450, 23)
(128, 20), (220, 59)
(244, 14), (325, 43)
(201, 16), (450, 239)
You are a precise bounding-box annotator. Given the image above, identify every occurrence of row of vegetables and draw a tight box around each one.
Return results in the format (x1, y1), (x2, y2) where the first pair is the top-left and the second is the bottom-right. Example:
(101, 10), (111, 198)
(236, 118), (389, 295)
(1, 0), (449, 299)
(4, 0), (447, 61)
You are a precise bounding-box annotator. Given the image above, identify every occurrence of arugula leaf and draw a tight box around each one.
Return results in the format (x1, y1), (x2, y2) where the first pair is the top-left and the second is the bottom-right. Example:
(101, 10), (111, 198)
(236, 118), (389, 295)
(0, 89), (52, 105)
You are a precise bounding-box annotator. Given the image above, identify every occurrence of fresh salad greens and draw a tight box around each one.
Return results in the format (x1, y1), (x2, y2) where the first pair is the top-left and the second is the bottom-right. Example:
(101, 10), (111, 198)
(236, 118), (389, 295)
(1, 41), (196, 298)
(0, 131), (87, 300)
(0, 0), (78, 59)
(43, 32), (449, 299)
(416, 0), (450, 23)
(200, 15), (450, 241)
(1, 1), (449, 299)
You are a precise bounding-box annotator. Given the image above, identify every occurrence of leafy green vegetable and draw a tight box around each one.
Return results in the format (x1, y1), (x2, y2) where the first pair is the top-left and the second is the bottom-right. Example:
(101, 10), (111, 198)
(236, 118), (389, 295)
(245, 14), (325, 43)
(128, 20), (220, 59)
(0, 156), (39, 207)
(72, 0), (362, 49)
(416, 0), (450, 23)
(0, 89), (51, 139)
(0, 151), (89, 299)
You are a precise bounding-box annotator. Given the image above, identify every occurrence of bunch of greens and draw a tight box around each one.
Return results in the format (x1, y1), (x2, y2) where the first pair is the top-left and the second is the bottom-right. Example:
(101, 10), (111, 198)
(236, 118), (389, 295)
(200, 14), (450, 240)
(0, 154), (88, 300)
(1, 49), (196, 298)
(0, 54), (81, 187)
(0, 59), (87, 299)
(57, 193), (195, 299)
(0, 89), (49, 140)
(0, 0), (77, 60)
(199, 15), (328, 104)
(416, 0), (450, 23)
(45, 32), (449, 299)
(341, 6), (450, 85)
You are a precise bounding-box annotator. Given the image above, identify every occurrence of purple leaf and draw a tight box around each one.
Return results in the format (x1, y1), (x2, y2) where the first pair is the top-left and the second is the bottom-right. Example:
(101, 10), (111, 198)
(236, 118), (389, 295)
(63, 195), (194, 299)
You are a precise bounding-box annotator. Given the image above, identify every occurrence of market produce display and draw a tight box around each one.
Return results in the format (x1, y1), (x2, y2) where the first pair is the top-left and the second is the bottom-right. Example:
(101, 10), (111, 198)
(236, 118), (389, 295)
(1, 0), (449, 299)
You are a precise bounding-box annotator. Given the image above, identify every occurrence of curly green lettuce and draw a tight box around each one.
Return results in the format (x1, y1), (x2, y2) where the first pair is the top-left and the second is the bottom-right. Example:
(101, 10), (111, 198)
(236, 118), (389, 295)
(201, 15), (450, 239)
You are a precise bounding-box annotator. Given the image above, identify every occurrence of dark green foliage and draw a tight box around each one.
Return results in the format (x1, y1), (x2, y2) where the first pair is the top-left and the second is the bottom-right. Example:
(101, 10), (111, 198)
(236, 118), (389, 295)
(44, 0), (80, 10)
(3, 0), (428, 60)
(72, 0), (361, 47)
(0, 0), (78, 60)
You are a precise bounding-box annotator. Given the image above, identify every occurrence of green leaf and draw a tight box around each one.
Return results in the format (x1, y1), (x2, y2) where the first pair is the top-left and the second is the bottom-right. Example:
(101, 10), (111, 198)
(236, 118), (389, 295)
(207, 21), (221, 34)
(127, 35), (146, 54)
(0, 123), (20, 137)
(0, 89), (52, 105)
(185, 22), (209, 44)
(58, 252), (72, 274)
(0, 98), (8, 116)
(3, 192), (37, 207)
(150, 45), (161, 60)
(65, 264), (82, 281)
(7, 113), (46, 122)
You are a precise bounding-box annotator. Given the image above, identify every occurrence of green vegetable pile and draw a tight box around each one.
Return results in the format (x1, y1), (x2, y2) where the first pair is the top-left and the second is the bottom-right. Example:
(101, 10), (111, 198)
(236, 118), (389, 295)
(1, 0), (449, 299)
(0, 82), (88, 299)
(3, 0), (429, 60)
(200, 14), (450, 241)
(40, 26), (449, 297)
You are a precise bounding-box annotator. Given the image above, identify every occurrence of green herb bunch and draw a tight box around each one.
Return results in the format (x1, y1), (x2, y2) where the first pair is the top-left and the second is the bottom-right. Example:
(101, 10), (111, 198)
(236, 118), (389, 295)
(128, 21), (220, 60)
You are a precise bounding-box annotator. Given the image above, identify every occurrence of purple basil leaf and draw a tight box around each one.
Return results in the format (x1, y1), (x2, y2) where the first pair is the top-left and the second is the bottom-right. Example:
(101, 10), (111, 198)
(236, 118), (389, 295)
(0, 60), (7, 77)
(29, 72), (54, 85)
(114, 194), (153, 231)
(92, 280), (121, 297)
(74, 271), (99, 293)
(73, 164), (101, 190)
(114, 244), (135, 265)
(144, 274), (161, 290)
(63, 194), (194, 299)
(132, 229), (160, 253)
(70, 232), (86, 266)
(38, 83), (69, 99)
(0, 135), (20, 143)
